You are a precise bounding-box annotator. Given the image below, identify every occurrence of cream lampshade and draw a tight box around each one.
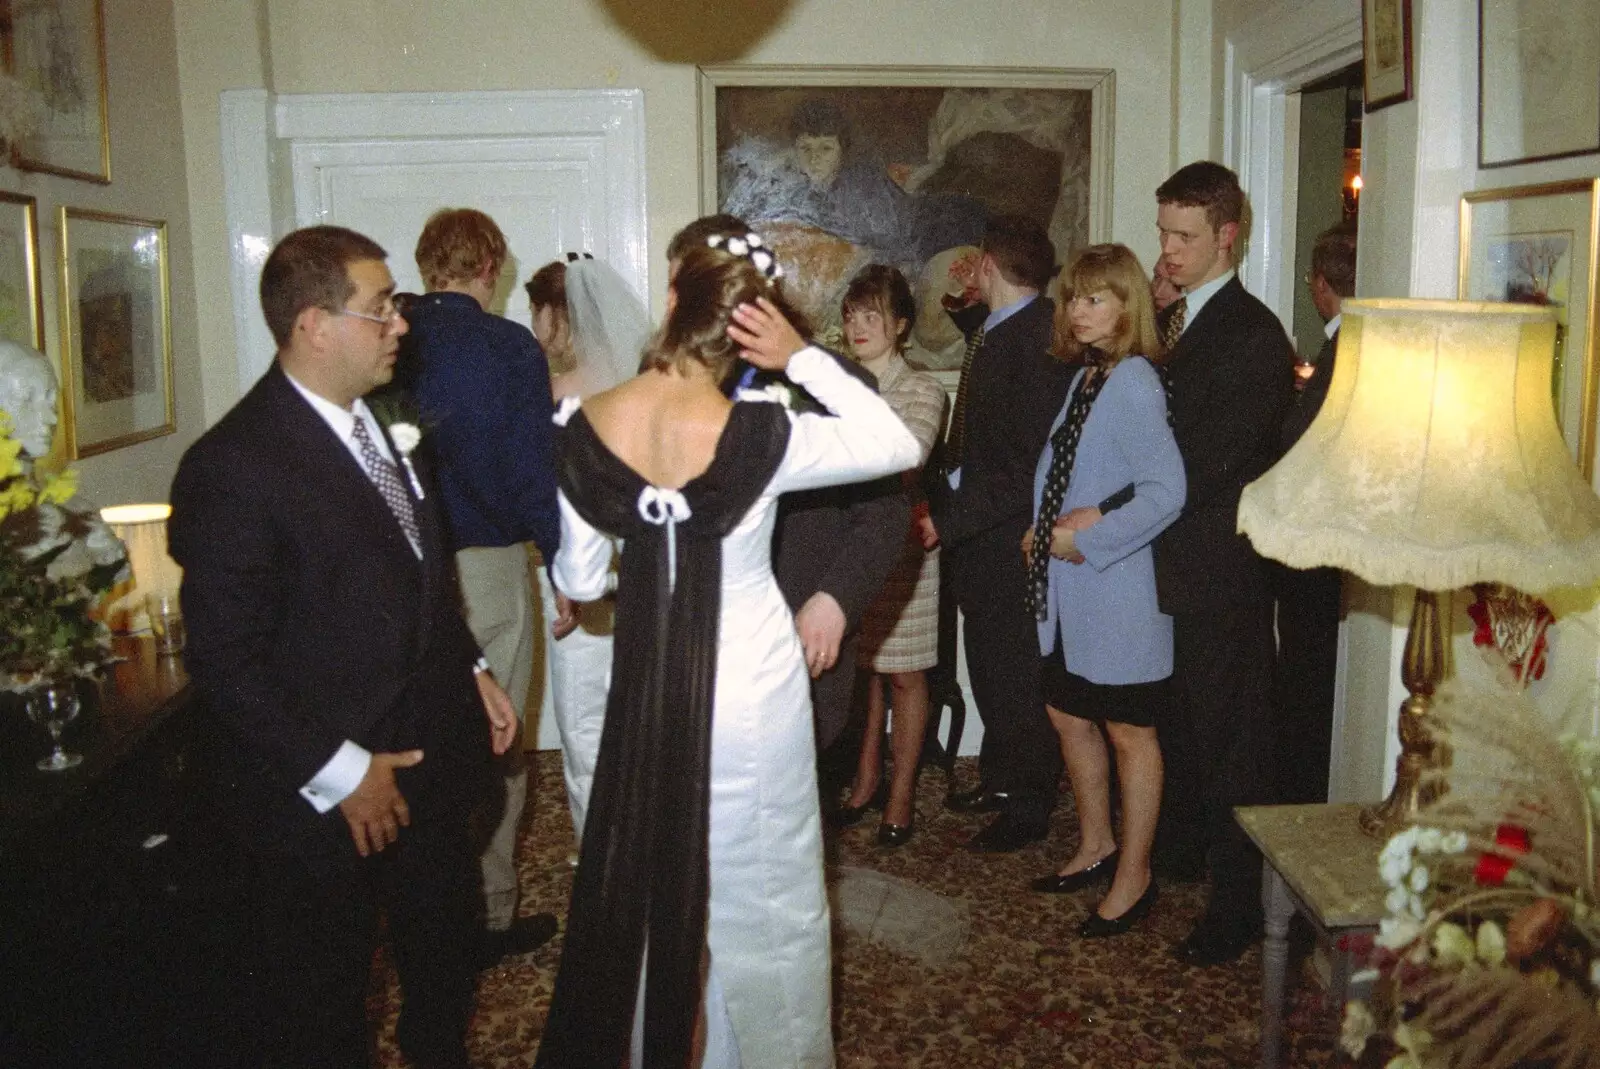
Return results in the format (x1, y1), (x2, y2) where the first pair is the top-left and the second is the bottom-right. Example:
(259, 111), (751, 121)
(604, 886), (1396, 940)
(1238, 299), (1600, 834)
(100, 503), (181, 633)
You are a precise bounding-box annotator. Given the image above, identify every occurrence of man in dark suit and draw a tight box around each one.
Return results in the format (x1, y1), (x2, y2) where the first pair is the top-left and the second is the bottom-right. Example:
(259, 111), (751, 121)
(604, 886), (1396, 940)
(1272, 224), (1355, 804)
(1151, 162), (1296, 965)
(169, 226), (517, 1069)
(927, 214), (1074, 851)
(666, 215), (909, 751)
(409, 208), (562, 962)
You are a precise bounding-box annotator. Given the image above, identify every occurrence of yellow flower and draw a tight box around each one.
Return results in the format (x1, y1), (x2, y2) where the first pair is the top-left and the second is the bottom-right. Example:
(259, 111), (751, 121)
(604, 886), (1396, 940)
(1476, 920), (1507, 966)
(38, 468), (77, 504)
(0, 433), (22, 480)
(1431, 922), (1476, 968)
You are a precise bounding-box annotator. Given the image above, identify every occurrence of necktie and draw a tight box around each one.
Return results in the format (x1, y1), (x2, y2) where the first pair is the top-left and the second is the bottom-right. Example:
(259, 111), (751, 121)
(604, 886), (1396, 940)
(351, 416), (422, 552)
(944, 325), (986, 470)
(1162, 296), (1188, 353)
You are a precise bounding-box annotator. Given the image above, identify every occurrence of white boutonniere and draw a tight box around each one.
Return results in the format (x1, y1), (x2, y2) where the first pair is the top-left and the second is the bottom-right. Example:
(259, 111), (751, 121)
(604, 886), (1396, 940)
(388, 421), (426, 500)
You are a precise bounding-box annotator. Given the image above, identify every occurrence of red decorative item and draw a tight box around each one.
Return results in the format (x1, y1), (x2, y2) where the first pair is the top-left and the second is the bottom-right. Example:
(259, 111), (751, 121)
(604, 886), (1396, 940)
(1466, 583), (1554, 683)
(1474, 823), (1531, 886)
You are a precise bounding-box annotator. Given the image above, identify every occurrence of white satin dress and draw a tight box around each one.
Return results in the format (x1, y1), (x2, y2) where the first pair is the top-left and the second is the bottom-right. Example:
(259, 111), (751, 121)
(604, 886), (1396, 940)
(552, 347), (918, 1069)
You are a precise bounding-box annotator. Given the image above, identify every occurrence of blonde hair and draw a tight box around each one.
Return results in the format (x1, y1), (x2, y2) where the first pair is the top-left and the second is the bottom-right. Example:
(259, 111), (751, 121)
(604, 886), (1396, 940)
(1052, 243), (1164, 366)
(644, 243), (807, 381)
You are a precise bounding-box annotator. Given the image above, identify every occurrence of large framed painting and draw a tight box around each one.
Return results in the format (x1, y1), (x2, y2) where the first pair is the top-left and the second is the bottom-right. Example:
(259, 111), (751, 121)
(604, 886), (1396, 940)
(1459, 178), (1600, 481)
(57, 207), (173, 457)
(1361, 0), (1413, 112)
(1, 0), (111, 182)
(698, 65), (1112, 381)
(0, 190), (44, 349)
(1478, 0), (1600, 168)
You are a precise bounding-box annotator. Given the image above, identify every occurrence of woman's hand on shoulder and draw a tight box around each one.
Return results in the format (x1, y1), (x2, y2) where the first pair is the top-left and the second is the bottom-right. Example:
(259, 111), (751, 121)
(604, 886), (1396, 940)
(728, 297), (806, 371)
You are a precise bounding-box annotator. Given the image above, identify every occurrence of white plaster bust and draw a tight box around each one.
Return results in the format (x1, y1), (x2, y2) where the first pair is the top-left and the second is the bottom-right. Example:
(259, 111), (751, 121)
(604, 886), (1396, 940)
(0, 341), (59, 458)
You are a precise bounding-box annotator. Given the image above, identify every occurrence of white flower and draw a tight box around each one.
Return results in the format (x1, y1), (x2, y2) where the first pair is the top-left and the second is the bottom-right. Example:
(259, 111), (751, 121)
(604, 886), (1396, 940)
(1408, 864), (1430, 894)
(1377, 914), (1423, 949)
(751, 249), (774, 274)
(1477, 920), (1507, 966)
(706, 235), (725, 249)
(1415, 827), (1443, 854)
(1386, 886), (1414, 916)
(747, 232), (765, 248)
(389, 422), (421, 456)
(726, 237), (749, 257)
(1440, 830), (1469, 854)
(1339, 1000), (1376, 1058)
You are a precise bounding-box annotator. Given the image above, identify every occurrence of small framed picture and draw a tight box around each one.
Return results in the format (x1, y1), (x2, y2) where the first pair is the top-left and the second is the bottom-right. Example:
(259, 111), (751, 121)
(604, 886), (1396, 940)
(1361, 0), (1414, 112)
(1459, 179), (1600, 479)
(1478, 0), (1600, 168)
(57, 207), (173, 457)
(0, 191), (44, 349)
(2, 0), (111, 183)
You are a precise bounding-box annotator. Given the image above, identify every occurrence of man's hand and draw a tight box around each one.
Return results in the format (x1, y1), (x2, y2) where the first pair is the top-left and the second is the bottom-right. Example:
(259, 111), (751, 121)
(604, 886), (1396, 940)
(1020, 526), (1035, 569)
(552, 592), (578, 640)
(476, 670), (518, 755)
(795, 591), (846, 679)
(727, 297), (807, 371)
(920, 513), (940, 550)
(339, 751), (421, 857)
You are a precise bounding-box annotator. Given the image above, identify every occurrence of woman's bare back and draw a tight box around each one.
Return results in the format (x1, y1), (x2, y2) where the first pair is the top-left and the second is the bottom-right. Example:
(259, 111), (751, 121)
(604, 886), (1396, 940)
(580, 370), (735, 490)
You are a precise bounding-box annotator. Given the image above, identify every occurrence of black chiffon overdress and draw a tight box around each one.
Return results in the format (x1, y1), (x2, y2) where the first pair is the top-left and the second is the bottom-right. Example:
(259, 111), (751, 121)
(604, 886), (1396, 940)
(534, 401), (793, 1069)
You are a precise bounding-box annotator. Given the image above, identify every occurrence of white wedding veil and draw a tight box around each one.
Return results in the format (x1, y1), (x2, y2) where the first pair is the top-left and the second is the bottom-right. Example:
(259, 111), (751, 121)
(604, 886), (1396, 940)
(565, 257), (654, 398)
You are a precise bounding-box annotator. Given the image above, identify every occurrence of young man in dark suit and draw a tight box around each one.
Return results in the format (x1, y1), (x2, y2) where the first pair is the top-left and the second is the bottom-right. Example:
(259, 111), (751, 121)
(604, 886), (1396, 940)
(666, 215), (909, 753)
(169, 226), (517, 1069)
(926, 214), (1074, 852)
(1151, 162), (1296, 965)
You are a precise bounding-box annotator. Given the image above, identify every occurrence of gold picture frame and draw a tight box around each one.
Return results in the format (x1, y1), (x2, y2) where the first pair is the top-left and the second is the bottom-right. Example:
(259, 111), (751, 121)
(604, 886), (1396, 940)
(1361, 0), (1414, 112)
(0, 190), (44, 349)
(2, 0), (111, 183)
(58, 207), (173, 457)
(1459, 179), (1600, 480)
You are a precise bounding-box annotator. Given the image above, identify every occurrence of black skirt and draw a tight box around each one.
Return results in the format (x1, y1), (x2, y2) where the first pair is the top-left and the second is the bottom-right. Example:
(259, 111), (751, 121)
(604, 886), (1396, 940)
(1040, 650), (1169, 728)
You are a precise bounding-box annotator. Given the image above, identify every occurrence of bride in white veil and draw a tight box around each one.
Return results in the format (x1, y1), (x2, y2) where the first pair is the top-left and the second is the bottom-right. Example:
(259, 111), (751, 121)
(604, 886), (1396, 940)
(525, 254), (651, 840)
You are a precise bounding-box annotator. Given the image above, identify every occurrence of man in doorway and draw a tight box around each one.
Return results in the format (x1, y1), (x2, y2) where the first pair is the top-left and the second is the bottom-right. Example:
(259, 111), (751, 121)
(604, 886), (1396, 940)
(169, 225), (518, 1068)
(1151, 162), (1295, 965)
(927, 213), (1073, 852)
(1272, 223), (1356, 804)
(409, 208), (562, 966)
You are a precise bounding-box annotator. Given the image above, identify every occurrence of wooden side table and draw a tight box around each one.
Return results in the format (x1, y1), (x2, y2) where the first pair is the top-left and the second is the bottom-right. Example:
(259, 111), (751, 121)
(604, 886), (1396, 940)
(1235, 803), (1389, 1069)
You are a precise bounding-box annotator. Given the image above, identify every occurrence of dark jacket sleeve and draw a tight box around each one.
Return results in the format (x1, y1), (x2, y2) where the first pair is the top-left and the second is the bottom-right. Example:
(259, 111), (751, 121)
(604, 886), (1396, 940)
(1179, 310), (1295, 513)
(814, 477), (910, 631)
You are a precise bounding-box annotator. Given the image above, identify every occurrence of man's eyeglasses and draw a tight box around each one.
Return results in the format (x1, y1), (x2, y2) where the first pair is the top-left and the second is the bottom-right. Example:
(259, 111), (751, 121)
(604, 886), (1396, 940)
(338, 298), (403, 327)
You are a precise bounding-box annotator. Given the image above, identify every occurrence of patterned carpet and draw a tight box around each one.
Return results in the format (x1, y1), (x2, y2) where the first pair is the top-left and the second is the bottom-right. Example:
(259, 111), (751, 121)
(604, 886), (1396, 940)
(368, 752), (1343, 1068)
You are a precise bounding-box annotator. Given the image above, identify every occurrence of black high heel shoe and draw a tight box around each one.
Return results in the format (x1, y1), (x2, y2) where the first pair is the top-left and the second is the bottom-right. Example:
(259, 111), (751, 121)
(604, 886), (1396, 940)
(1029, 850), (1120, 894)
(831, 781), (888, 828)
(1078, 879), (1158, 939)
(876, 815), (914, 847)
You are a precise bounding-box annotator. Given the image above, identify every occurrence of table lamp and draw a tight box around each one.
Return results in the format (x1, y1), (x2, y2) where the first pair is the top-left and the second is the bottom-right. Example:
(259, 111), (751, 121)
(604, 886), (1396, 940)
(1238, 299), (1600, 836)
(100, 503), (181, 633)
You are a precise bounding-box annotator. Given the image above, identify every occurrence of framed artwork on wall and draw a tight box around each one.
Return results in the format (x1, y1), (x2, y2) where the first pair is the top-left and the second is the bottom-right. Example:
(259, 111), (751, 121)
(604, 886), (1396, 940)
(1459, 179), (1600, 482)
(0, 191), (44, 349)
(1479, 0), (1600, 168)
(1, 0), (111, 183)
(1361, 0), (1414, 112)
(57, 207), (173, 457)
(697, 64), (1112, 384)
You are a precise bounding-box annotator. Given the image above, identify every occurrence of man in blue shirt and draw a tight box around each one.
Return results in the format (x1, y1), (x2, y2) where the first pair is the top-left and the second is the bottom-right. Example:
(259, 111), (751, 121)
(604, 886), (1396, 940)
(410, 208), (564, 965)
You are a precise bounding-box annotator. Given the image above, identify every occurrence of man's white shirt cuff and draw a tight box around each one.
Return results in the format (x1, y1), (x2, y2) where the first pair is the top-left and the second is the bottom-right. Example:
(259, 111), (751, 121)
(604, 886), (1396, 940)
(299, 740), (372, 813)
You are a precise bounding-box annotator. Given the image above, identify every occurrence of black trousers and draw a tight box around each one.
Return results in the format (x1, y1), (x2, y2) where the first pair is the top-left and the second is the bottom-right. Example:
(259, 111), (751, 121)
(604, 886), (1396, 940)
(1156, 596), (1276, 933)
(949, 527), (1060, 825)
(1270, 563), (1342, 805)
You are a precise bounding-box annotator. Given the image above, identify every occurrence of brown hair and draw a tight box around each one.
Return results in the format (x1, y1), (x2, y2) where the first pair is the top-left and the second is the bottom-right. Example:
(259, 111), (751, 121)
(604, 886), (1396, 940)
(1310, 225), (1358, 297)
(643, 243), (806, 380)
(1155, 161), (1245, 232)
(1052, 243), (1165, 367)
(414, 208), (508, 290)
(981, 214), (1056, 291)
(665, 213), (751, 264)
(841, 264), (916, 353)
(789, 98), (851, 151)
(259, 226), (387, 348)
(523, 260), (574, 373)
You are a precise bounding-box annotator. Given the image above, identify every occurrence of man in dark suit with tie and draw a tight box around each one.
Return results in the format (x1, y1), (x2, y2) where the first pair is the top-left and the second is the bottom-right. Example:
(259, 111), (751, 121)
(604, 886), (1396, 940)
(1272, 224), (1355, 804)
(1150, 162), (1295, 965)
(927, 214), (1074, 851)
(169, 226), (517, 1069)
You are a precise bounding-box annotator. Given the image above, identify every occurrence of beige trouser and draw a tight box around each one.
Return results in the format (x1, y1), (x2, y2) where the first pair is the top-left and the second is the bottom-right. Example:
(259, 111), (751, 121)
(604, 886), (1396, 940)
(456, 543), (535, 931)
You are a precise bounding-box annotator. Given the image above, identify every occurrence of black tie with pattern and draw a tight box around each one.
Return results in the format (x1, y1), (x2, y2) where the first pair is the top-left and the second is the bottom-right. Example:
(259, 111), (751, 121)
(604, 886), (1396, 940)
(1161, 296), (1188, 353)
(351, 417), (421, 552)
(944, 325), (986, 470)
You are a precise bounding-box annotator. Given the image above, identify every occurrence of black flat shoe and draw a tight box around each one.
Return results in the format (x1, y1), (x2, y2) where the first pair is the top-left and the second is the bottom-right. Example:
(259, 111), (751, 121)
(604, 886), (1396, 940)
(831, 781), (887, 828)
(946, 785), (1011, 814)
(876, 818), (914, 847)
(1029, 850), (1120, 893)
(1079, 880), (1158, 939)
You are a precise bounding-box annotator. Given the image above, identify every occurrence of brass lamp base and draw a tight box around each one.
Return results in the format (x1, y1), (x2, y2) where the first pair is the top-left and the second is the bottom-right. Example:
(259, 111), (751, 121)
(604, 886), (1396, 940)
(1358, 588), (1448, 839)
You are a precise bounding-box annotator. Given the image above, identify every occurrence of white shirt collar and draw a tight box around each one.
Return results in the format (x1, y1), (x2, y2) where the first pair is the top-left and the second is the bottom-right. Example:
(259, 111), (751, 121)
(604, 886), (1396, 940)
(284, 369), (386, 456)
(1179, 268), (1235, 329)
(1324, 312), (1342, 340)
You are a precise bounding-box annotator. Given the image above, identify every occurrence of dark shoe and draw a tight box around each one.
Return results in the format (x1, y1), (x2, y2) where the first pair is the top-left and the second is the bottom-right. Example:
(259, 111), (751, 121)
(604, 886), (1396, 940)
(831, 781), (888, 828)
(965, 813), (1049, 853)
(946, 785), (1011, 814)
(1029, 850), (1120, 893)
(1079, 880), (1158, 938)
(477, 912), (559, 970)
(876, 817), (914, 847)
(1173, 919), (1259, 966)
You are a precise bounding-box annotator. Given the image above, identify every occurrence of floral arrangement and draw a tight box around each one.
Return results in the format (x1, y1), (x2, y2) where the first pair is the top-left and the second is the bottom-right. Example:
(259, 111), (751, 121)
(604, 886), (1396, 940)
(0, 414), (129, 691)
(1341, 680), (1600, 1069)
